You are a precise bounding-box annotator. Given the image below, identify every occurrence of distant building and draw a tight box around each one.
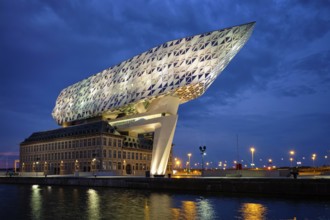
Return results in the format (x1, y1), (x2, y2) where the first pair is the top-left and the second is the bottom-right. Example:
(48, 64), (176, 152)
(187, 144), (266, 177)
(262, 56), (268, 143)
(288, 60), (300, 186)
(20, 121), (172, 175)
(21, 22), (254, 176)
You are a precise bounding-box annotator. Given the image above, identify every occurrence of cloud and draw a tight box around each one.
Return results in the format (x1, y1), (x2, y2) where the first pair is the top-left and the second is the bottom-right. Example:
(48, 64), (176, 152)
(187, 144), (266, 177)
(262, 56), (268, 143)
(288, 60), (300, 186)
(0, 152), (19, 156)
(0, 0), (329, 164)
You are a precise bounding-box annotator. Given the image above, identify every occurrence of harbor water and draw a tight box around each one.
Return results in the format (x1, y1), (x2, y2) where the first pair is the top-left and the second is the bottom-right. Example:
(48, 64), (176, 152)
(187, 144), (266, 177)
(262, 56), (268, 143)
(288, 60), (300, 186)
(0, 184), (328, 219)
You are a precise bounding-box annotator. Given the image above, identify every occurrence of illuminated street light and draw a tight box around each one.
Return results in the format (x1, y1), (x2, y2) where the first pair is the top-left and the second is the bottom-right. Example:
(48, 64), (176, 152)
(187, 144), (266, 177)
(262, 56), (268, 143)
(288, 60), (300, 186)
(75, 160), (79, 173)
(199, 146), (207, 171)
(250, 147), (255, 168)
(187, 153), (192, 173)
(289, 150), (295, 167)
(175, 160), (181, 169)
(325, 155), (328, 166)
(36, 157), (40, 177)
(312, 154), (316, 167)
(268, 159), (272, 168)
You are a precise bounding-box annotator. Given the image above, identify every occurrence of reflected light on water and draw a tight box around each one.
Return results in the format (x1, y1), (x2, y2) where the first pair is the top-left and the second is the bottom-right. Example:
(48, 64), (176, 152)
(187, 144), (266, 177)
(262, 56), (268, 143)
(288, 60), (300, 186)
(171, 208), (181, 219)
(181, 201), (197, 219)
(240, 203), (267, 220)
(31, 185), (41, 220)
(144, 199), (150, 220)
(197, 198), (216, 220)
(1, 185), (326, 219)
(87, 189), (100, 219)
(148, 194), (173, 219)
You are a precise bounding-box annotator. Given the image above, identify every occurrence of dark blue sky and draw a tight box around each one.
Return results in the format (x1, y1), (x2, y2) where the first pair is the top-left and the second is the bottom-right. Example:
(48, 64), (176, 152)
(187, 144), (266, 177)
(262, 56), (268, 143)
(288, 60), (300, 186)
(1, 0), (329, 168)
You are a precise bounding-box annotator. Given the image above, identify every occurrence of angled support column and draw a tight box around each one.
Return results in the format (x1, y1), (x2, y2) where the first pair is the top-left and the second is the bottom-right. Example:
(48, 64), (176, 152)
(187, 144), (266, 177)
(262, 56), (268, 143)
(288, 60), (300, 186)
(110, 96), (180, 176)
(150, 115), (178, 175)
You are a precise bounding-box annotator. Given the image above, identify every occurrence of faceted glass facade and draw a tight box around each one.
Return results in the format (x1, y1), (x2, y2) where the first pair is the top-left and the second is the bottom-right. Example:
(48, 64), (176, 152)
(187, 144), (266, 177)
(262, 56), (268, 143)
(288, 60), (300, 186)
(52, 22), (255, 125)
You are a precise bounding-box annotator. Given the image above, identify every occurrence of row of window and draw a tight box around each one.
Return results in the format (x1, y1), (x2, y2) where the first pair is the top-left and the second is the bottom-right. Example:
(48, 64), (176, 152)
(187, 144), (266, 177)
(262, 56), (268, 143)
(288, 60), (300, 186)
(22, 149), (152, 163)
(23, 162), (149, 172)
(21, 137), (122, 153)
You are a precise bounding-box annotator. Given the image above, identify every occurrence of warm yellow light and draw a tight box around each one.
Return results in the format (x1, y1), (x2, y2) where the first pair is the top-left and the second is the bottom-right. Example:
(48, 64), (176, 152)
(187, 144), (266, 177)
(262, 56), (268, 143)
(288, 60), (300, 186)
(187, 153), (192, 157)
(268, 159), (272, 163)
(290, 150), (295, 155)
(250, 147), (255, 153)
(290, 158), (293, 162)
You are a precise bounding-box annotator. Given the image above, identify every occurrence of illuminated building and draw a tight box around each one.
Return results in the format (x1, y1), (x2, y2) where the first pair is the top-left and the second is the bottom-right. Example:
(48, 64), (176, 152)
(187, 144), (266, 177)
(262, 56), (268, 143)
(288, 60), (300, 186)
(21, 22), (255, 176)
(20, 121), (172, 175)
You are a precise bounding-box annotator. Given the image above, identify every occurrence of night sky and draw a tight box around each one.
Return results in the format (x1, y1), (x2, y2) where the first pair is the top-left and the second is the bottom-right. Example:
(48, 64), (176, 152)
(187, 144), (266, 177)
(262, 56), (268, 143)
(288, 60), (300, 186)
(1, 0), (329, 168)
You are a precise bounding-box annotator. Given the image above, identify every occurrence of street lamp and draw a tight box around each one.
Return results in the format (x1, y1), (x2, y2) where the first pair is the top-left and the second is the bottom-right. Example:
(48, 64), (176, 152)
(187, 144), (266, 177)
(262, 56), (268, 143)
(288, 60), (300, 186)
(36, 157), (40, 177)
(325, 155), (328, 166)
(250, 147), (255, 168)
(187, 153), (192, 173)
(312, 154), (316, 167)
(175, 159), (181, 169)
(290, 150), (295, 167)
(199, 146), (206, 171)
(268, 159), (272, 167)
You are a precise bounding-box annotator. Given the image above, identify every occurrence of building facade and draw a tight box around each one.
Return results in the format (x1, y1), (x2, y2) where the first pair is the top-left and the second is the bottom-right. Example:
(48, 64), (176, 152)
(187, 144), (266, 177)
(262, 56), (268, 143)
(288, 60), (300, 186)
(20, 22), (254, 176)
(20, 121), (172, 175)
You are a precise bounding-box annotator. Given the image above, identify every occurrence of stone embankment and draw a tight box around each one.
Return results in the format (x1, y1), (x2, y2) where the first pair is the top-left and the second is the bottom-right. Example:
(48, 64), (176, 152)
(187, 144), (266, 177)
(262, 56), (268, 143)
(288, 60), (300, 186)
(1, 176), (329, 198)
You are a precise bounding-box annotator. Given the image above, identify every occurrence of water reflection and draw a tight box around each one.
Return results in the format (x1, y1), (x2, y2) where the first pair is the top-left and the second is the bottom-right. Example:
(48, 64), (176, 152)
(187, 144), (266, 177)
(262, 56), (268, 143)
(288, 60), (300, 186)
(10, 185), (326, 220)
(239, 203), (267, 220)
(196, 198), (216, 220)
(146, 194), (216, 220)
(148, 193), (173, 219)
(30, 185), (41, 220)
(180, 201), (197, 219)
(87, 189), (100, 219)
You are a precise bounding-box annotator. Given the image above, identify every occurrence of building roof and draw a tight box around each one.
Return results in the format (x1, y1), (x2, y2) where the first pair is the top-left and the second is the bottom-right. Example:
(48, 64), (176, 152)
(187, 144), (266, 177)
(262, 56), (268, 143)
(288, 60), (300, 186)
(52, 22), (255, 125)
(21, 121), (117, 145)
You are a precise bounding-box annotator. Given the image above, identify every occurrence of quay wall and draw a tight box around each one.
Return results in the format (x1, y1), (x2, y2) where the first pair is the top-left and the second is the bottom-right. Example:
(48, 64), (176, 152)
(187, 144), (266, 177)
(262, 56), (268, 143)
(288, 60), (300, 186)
(1, 177), (329, 198)
(202, 169), (291, 177)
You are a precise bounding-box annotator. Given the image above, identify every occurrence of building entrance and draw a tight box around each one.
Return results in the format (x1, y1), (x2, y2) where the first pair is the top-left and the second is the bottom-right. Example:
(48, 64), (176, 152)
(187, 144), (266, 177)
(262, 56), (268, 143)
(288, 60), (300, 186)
(126, 164), (132, 174)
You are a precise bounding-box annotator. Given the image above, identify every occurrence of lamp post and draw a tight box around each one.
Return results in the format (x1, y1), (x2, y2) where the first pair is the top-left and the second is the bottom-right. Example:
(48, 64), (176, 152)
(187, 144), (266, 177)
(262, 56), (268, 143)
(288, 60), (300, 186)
(36, 157), (40, 177)
(187, 153), (192, 173)
(250, 147), (255, 168)
(312, 154), (316, 167)
(268, 159), (272, 169)
(290, 150), (295, 167)
(199, 146), (206, 172)
(175, 160), (181, 169)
